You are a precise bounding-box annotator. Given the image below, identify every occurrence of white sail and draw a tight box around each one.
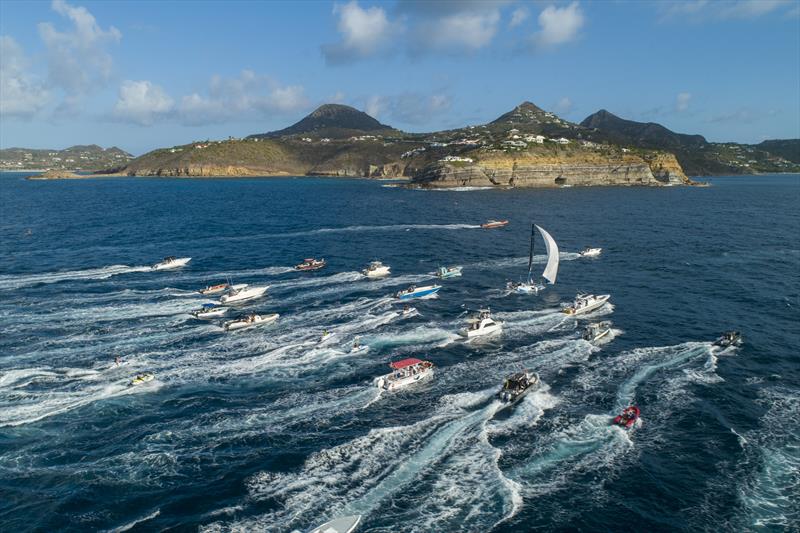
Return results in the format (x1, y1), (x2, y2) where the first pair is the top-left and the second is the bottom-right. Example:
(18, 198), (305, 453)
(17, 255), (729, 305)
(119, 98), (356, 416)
(535, 224), (559, 284)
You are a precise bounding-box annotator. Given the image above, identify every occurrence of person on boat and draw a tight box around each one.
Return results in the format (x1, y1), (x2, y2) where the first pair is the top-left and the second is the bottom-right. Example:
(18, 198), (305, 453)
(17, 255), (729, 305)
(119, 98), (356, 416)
(403, 304), (410, 312)
(353, 338), (360, 349)
(115, 356), (121, 366)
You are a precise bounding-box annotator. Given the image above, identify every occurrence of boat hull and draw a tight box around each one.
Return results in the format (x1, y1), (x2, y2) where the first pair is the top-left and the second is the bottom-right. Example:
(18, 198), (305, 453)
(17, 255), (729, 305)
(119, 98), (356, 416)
(363, 267), (390, 278)
(309, 516), (362, 533)
(223, 313), (279, 331)
(192, 307), (229, 319)
(152, 257), (191, 270)
(564, 295), (610, 315)
(376, 368), (434, 391)
(461, 323), (503, 338)
(580, 248), (602, 257)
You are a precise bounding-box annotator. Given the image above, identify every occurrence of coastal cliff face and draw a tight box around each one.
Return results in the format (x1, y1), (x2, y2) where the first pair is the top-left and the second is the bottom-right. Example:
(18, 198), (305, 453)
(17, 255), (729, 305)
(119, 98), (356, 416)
(411, 152), (689, 188)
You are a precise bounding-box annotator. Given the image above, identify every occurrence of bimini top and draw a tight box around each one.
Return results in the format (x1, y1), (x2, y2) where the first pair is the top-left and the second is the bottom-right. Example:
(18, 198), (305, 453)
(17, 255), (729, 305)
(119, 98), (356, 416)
(390, 358), (424, 370)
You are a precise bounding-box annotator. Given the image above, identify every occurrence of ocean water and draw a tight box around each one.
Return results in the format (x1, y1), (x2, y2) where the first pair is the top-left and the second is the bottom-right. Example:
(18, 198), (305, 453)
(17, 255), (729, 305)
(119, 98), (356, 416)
(0, 173), (798, 532)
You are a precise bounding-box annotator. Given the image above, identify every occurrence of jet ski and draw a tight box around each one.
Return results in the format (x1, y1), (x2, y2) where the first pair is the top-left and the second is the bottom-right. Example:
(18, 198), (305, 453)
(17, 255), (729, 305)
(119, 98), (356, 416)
(399, 305), (419, 318)
(713, 331), (742, 348)
(349, 337), (369, 354)
(612, 406), (641, 429)
(129, 372), (154, 386)
(319, 330), (336, 344)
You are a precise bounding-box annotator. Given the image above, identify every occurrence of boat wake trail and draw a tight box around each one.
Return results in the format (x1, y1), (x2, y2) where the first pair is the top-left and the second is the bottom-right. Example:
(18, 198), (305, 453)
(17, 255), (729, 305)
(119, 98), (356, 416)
(0, 264), (151, 290)
(281, 223), (482, 237)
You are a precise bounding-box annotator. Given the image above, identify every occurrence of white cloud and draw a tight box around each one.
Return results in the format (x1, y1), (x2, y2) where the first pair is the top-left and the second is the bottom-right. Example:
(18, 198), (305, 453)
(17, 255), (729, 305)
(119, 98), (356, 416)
(0, 36), (50, 118)
(422, 9), (500, 51)
(676, 92), (691, 112)
(322, 1), (397, 64)
(176, 70), (309, 125)
(363, 92), (451, 125)
(510, 7), (529, 28)
(534, 2), (585, 48)
(38, 0), (121, 107)
(113, 80), (173, 125)
(661, 0), (793, 21)
(554, 97), (573, 114)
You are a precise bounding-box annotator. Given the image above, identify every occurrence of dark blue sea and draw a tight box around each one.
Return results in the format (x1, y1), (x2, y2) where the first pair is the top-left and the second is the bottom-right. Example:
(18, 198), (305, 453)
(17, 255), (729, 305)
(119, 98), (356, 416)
(1, 173), (798, 532)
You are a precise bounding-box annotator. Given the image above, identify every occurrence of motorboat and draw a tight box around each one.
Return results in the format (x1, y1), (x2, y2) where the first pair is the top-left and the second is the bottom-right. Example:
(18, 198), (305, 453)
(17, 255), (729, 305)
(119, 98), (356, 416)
(497, 370), (539, 405)
(129, 372), (154, 386)
(309, 515), (362, 533)
(223, 313), (279, 331)
(395, 284), (441, 300)
(350, 337), (369, 354)
(459, 309), (503, 338)
(152, 256), (191, 270)
(714, 331), (742, 348)
(436, 266), (462, 279)
(363, 260), (391, 278)
(399, 305), (419, 318)
(508, 224), (559, 294)
(582, 321), (612, 342)
(220, 285), (268, 304)
(563, 293), (610, 315)
(580, 247), (602, 257)
(375, 358), (434, 391)
(481, 219), (509, 229)
(295, 258), (326, 271)
(191, 303), (229, 319)
(612, 406), (641, 429)
(198, 282), (229, 295)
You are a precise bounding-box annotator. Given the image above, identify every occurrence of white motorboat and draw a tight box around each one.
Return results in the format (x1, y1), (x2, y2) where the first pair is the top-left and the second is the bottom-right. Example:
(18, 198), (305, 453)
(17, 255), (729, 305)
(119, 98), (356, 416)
(309, 515), (362, 533)
(363, 260), (391, 278)
(129, 372), (154, 386)
(580, 247), (602, 257)
(395, 284), (441, 300)
(508, 224), (559, 294)
(198, 283), (230, 295)
(498, 370), (539, 405)
(191, 303), (229, 319)
(459, 309), (503, 338)
(375, 358), (434, 391)
(582, 321), (612, 342)
(563, 293), (610, 315)
(152, 256), (191, 270)
(295, 258), (326, 271)
(436, 266), (462, 279)
(219, 285), (267, 304)
(223, 313), (279, 331)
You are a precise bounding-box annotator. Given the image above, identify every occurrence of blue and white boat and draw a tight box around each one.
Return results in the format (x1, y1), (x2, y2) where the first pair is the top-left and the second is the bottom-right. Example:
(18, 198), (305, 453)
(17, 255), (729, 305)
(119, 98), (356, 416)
(395, 284), (441, 300)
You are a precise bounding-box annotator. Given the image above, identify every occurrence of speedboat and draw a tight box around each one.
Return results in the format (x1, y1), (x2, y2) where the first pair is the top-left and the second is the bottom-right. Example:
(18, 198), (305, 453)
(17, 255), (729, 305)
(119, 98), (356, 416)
(363, 260), (390, 278)
(198, 283), (230, 295)
(191, 303), (229, 319)
(498, 370), (539, 405)
(395, 284), (441, 300)
(580, 247), (602, 257)
(582, 321), (612, 342)
(152, 256), (191, 270)
(436, 266), (462, 279)
(295, 258), (326, 271)
(129, 372), (154, 386)
(612, 406), (641, 429)
(223, 313), (279, 331)
(309, 515), (362, 533)
(481, 219), (509, 229)
(220, 285), (268, 304)
(459, 309), (503, 338)
(563, 293), (610, 315)
(714, 331), (742, 348)
(375, 358), (434, 391)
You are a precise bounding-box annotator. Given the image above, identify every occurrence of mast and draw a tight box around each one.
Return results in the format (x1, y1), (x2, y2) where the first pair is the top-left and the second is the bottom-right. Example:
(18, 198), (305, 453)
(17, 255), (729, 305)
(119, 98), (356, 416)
(527, 223), (535, 284)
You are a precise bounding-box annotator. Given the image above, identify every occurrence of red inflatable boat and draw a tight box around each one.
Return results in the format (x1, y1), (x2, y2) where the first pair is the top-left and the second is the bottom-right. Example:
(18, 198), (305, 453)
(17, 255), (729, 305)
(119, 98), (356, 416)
(613, 406), (640, 429)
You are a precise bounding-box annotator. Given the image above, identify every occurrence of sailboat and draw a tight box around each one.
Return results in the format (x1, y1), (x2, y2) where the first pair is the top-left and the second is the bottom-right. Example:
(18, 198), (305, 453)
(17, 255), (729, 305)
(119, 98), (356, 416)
(507, 224), (559, 294)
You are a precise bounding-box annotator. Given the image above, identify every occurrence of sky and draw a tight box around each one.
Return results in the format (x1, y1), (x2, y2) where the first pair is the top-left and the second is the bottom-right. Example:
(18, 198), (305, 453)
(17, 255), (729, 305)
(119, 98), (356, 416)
(1, 0), (798, 155)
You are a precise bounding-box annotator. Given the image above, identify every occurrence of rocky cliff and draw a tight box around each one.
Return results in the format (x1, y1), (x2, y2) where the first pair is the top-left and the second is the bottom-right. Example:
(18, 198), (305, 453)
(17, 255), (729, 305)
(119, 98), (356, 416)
(411, 151), (689, 188)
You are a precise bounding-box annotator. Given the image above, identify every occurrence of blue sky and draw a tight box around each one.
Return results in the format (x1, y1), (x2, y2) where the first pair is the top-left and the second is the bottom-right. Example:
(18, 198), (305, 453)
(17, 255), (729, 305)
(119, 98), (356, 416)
(1, 0), (798, 155)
